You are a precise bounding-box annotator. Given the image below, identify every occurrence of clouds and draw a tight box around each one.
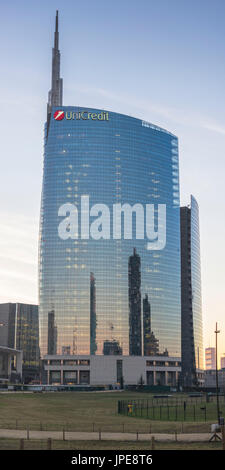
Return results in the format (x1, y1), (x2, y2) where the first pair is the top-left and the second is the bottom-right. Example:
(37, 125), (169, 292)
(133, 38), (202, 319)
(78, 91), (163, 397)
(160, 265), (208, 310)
(67, 82), (225, 137)
(0, 212), (39, 304)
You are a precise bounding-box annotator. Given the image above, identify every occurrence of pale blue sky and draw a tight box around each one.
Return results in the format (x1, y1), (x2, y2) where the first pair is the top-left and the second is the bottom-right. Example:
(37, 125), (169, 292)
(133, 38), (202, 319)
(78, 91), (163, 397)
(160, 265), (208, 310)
(0, 0), (225, 360)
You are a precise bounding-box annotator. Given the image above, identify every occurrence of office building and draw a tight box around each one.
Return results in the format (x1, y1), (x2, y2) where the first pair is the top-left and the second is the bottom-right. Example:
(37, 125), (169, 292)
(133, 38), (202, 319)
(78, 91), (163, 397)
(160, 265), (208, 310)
(39, 12), (181, 359)
(205, 347), (216, 370)
(0, 303), (39, 381)
(180, 196), (203, 387)
(0, 346), (23, 383)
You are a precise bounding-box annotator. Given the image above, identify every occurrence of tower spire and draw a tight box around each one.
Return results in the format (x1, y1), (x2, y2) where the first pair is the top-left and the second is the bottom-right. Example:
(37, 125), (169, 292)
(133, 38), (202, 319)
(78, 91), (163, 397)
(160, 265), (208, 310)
(54, 10), (59, 50)
(47, 10), (63, 118)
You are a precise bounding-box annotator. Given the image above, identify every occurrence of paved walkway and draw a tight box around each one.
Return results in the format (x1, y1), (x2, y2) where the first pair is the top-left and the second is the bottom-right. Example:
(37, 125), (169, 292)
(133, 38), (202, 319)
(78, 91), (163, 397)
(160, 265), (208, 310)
(0, 429), (219, 442)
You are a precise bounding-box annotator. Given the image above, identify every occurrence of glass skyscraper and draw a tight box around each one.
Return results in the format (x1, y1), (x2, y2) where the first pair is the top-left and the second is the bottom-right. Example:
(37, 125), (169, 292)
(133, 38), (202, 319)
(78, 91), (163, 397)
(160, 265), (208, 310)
(0, 303), (39, 376)
(180, 195), (204, 386)
(39, 12), (181, 359)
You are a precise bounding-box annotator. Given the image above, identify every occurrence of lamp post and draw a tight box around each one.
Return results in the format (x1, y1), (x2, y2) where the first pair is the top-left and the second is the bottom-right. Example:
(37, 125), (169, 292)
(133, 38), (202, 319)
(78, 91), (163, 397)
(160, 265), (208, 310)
(215, 322), (220, 424)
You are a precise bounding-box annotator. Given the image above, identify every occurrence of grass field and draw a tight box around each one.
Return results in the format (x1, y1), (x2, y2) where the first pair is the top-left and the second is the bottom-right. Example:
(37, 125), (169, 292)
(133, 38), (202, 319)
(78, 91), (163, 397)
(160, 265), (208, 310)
(0, 391), (221, 433)
(0, 438), (222, 451)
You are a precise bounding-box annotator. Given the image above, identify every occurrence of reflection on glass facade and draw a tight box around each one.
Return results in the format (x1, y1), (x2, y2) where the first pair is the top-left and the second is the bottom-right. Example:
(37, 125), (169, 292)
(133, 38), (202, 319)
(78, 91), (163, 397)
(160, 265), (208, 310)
(129, 248), (142, 356)
(180, 195), (203, 387)
(48, 309), (57, 355)
(103, 340), (122, 355)
(90, 272), (97, 355)
(15, 304), (39, 368)
(190, 196), (203, 369)
(0, 303), (39, 368)
(39, 106), (181, 358)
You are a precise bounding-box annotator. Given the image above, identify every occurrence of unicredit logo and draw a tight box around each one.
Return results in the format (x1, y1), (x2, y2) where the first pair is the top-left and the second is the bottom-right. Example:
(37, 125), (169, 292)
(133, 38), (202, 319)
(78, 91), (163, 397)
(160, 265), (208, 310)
(54, 110), (65, 121)
(53, 109), (109, 122)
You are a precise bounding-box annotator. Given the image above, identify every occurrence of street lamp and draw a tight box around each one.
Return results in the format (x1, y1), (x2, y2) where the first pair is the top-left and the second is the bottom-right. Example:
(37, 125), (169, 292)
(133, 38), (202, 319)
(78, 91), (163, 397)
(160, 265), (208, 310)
(215, 322), (220, 424)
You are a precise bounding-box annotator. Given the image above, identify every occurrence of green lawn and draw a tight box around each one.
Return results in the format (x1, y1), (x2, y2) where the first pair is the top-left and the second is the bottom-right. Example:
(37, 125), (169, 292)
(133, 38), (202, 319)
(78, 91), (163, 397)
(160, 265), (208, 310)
(0, 391), (220, 433)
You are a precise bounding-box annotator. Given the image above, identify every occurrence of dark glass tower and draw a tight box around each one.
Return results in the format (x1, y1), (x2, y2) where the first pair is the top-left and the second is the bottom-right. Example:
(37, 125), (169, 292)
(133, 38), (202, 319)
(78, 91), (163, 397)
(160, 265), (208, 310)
(39, 12), (181, 358)
(128, 248), (142, 356)
(180, 195), (203, 387)
(0, 303), (39, 378)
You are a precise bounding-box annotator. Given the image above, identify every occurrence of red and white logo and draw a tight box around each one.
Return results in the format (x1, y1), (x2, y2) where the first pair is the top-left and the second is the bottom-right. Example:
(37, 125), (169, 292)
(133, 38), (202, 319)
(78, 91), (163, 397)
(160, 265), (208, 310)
(54, 110), (65, 121)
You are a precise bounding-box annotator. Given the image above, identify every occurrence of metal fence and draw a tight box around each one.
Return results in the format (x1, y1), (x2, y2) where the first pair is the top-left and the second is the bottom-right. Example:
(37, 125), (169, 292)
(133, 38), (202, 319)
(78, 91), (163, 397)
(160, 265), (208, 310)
(118, 397), (225, 422)
(0, 418), (215, 434)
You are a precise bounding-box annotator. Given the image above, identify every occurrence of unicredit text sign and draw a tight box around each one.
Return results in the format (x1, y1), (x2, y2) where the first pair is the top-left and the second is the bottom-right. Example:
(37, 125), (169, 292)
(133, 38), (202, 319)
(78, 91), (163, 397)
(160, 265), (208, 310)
(54, 110), (109, 121)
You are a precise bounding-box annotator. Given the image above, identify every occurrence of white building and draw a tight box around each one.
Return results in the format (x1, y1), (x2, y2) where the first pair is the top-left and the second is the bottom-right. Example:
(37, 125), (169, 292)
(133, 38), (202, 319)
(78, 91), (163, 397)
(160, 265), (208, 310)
(43, 355), (181, 387)
(205, 347), (216, 370)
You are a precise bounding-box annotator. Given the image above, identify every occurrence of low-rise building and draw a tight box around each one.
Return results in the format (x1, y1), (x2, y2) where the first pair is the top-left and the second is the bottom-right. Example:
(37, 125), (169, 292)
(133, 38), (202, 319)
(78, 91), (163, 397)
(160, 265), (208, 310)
(204, 369), (225, 389)
(0, 303), (39, 383)
(43, 354), (181, 387)
(0, 346), (23, 383)
(205, 347), (216, 370)
(221, 355), (225, 370)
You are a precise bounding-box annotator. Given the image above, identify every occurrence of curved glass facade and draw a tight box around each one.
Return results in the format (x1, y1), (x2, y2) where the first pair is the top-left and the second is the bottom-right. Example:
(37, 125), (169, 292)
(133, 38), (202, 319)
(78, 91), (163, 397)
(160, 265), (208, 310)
(190, 195), (203, 369)
(39, 106), (181, 358)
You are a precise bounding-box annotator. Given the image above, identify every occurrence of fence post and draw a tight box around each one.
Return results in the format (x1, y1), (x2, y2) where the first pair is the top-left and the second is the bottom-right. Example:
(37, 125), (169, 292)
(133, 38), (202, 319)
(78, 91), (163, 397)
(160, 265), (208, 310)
(47, 438), (52, 450)
(175, 431), (177, 442)
(63, 428), (65, 441)
(136, 431), (139, 441)
(99, 429), (101, 441)
(151, 436), (155, 450)
(20, 439), (24, 450)
(27, 426), (29, 440)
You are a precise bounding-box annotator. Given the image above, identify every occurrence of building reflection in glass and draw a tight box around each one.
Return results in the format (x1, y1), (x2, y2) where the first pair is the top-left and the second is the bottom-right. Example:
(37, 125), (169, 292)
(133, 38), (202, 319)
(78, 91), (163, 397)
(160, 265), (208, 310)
(143, 293), (160, 356)
(39, 107), (181, 358)
(103, 340), (122, 355)
(128, 248), (142, 356)
(90, 272), (97, 355)
(47, 310), (57, 355)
